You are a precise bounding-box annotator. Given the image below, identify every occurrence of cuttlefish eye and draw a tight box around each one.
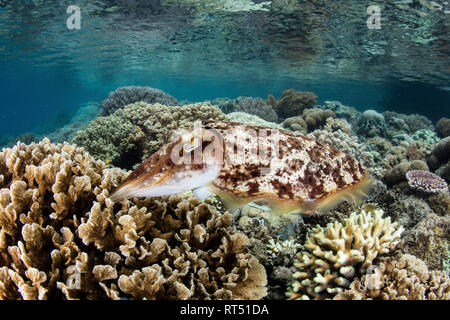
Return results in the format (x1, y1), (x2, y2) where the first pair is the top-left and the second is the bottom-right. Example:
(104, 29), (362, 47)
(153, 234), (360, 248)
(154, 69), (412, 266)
(183, 137), (201, 153)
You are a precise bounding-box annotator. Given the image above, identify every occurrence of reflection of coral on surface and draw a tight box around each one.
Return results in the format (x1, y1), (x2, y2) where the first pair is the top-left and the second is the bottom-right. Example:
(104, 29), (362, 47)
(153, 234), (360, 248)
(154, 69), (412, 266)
(0, 139), (267, 300)
(335, 253), (450, 300)
(287, 206), (404, 300)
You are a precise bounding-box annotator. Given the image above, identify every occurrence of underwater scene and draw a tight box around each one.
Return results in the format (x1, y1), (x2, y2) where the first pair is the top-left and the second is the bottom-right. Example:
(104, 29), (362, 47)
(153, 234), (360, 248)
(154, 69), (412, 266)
(0, 0), (449, 302)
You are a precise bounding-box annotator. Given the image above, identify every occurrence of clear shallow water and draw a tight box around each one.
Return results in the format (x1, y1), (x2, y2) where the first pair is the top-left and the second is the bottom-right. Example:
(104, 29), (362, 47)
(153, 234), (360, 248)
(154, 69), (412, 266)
(0, 0), (449, 137)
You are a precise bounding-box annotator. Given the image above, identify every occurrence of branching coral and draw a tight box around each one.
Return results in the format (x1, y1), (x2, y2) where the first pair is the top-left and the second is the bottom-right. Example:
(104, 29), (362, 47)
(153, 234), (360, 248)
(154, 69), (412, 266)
(100, 86), (179, 116)
(0, 139), (267, 300)
(267, 89), (317, 119)
(73, 102), (226, 169)
(334, 253), (450, 300)
(287, 206), (404, 300)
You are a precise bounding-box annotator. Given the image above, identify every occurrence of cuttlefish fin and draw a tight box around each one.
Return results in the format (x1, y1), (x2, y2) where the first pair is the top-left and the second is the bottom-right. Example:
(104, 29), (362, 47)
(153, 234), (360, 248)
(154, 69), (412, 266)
(193, 186), (215, 200)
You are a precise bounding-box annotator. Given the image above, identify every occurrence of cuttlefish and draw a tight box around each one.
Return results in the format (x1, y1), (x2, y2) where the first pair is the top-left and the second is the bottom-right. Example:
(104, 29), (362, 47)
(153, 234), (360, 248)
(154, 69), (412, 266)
(110, 120), (373, 214)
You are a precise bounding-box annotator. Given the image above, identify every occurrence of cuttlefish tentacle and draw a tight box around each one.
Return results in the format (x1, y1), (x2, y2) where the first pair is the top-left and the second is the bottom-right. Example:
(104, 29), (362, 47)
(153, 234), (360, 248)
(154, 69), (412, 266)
(110, 120), (373, 215)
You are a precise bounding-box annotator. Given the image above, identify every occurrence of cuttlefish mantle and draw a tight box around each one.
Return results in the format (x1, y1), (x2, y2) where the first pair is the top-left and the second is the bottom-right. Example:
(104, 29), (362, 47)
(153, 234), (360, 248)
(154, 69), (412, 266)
(110, 120), (373, 215)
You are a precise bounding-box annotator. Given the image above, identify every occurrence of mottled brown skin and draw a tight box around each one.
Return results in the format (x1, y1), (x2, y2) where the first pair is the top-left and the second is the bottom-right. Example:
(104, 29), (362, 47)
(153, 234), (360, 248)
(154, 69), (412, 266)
(111, 120), (371, 214)
(202, 120), (368, 209)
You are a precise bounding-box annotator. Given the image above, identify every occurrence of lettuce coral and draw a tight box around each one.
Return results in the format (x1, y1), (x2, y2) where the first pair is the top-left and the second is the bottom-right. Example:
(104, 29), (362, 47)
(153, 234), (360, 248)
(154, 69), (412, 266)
(287, 206), (404, 300)
(0, 139), (267, 300)
(73, 102), (226, 169)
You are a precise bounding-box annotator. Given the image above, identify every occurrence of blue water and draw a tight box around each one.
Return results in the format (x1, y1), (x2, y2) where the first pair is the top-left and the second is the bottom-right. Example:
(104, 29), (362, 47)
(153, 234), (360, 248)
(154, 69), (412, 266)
(0, 1), (449, 138)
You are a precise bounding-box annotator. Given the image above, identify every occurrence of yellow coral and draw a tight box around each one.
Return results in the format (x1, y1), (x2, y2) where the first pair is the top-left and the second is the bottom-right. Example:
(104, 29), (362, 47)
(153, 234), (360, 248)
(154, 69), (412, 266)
(287, 207), (404, 300)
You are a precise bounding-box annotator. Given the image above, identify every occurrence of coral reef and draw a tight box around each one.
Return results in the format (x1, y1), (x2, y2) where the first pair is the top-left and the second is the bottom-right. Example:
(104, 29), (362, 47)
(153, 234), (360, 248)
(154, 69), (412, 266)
(428, 136), (450, 183)
(335, 253), (450, 300)
(234, 97), (278, 123)
(100, 86), (179, 116)
(383, 160), (429, 186)
(226, 112), (283, 129)
(302, 108), (336, 131)
(73, 102), (226, 169)
(383, 111), (434, 135)
(281, 116), (307, 134)
(406, 170), (448, 193)
(402, 213), (450, 271)
(356, 110), (387, 138)
(0, 139), (267, 300)
(287, 207), (404, 300)
(267, 89), (317, 119)
(435, 117), (450, 138)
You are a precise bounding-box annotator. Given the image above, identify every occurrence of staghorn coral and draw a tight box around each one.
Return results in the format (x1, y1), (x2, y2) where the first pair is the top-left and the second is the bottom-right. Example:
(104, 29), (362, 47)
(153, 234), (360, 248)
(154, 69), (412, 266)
(100, 86), (179, 116)
(406, 170), (448, 193)
(0, 139), (267, 300)
(287, 207), (404, 300)
(267, 89), (317, 119)
(334, 253), (450, 300)
(234, 97), (278, 123)
(73, 102), (226, 169)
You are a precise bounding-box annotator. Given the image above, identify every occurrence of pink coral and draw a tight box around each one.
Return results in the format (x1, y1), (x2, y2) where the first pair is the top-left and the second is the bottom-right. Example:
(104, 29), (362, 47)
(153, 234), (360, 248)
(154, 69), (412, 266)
(405, 170), (448, 193)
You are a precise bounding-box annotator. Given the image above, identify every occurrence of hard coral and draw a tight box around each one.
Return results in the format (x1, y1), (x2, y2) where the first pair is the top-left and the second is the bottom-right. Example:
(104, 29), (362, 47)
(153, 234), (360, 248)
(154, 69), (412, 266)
(435, 117), (450, 138)
(287, 207), (404, 300)
(267, 89), (317, 119)
(335, 253), (450, 300)
(235, 97), (278, 123)
(0, 139), (267, 300)
(402, 213), (450, 271)
(73, 102), (226, 169)
(406, 170), (448, 193)
(100, 86), (179, 116)
(302, 108), (336, 131)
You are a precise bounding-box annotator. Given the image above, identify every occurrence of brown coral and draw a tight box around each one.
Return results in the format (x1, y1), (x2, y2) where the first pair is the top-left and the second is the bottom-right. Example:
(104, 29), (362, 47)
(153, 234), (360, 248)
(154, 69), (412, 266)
(335, 253), (450, 300)
(435, 117), (450, 138)
(267, 89), (317, 119)
(302, 108), (336, 131)
(0, 139), (267, 300)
